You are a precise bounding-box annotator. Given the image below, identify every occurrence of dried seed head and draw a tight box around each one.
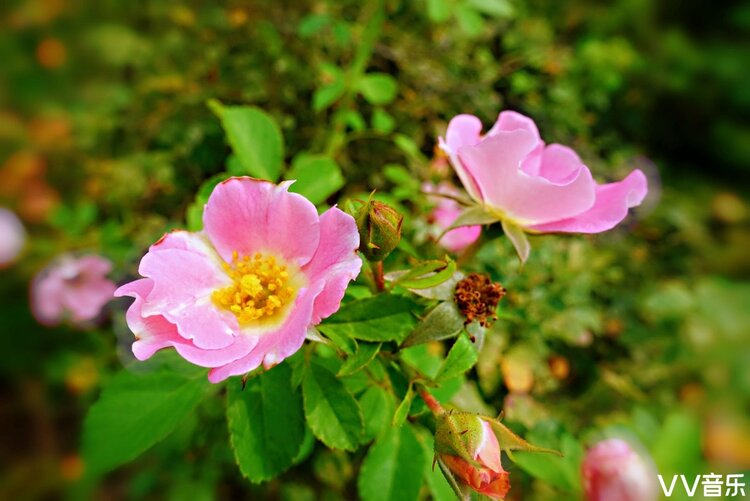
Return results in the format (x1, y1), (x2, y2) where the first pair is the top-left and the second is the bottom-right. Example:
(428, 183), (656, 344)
(454, 273), (506, 327)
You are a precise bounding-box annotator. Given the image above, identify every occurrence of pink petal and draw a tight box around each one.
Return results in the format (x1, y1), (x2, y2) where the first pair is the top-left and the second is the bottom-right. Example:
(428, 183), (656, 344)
(433, 202), (481, 253)
(477, 420), (503, 473)
(116, 278), (257, 366)
(138, 245), (238, 350)
(31, 272), (65, 325)
(207, 281), (324, 383)
(302, 207), (362, 324)
(487, 110), (541, 141)
(458, 130), (596, 225)
(203, 177), (321, 267)
(65, 278), (116, 323)
(74, 255), (113, 277)
(439, 115), (485, 202)
(528, 169), (648, 234)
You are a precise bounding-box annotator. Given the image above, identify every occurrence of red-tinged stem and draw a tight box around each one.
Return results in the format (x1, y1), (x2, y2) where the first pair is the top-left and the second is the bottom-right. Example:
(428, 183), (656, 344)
(372, 260), (385, 292)
(419, 387), (444, 416)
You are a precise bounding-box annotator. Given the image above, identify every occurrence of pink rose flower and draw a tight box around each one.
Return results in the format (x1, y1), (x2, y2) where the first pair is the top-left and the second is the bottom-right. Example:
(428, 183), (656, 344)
(115, 177), (361, 383)
(440, 418), (510, 500)
(0, 208), (25, 267)
(31, 254), (117, 327)
(439, 111), (648, 234)
(582, 438), (658, 501)
(424, 183), (481, 253)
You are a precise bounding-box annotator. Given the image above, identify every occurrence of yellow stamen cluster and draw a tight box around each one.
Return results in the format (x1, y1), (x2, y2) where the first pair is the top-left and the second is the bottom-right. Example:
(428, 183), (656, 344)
(212, 251), (295, 324)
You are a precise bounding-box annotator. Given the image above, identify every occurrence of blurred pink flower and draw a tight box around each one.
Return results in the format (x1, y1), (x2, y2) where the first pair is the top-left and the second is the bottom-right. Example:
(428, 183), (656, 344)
(582, 438), (658, 501)
(0, 207), (25, 267)
(116, 177), (361, 383)
(424, 183), (481, 253)
(31, 254), (116, 327)
(439, 111), (648, 234)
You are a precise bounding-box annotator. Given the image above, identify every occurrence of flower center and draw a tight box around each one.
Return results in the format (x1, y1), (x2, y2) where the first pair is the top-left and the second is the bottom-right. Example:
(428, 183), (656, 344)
(454, 273), (506, 327)
(212, 251), (295, 324)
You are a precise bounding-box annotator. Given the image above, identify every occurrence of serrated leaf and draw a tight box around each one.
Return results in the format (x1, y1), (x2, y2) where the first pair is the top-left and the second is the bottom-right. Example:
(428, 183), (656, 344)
(435, 333), (478, 381)
(287, 154), (344, 204)
(358, 424), (426, 501)
(318, 294), (418, 343)
(401, 301), (465, 348)
(338, 342), (381, 376)
(226, 364), (305, 483)
(209, 101), (283, 181)
(303, 362), (364, 451)
(502, 219), (531, 264)
(357, 73), (398, 105)
(359, 385), (395, 441)
(82, 362), (211, 476)
(392, 383), (414, 427)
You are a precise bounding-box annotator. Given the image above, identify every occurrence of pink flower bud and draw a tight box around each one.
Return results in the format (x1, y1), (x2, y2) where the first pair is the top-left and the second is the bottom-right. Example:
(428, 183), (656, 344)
(582, 438), (658, 501)
(436, 412), (510, 500)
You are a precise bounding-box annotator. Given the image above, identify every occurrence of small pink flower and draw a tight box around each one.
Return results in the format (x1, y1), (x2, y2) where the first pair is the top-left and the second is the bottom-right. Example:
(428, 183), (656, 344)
(0, 208), (25, 268)
(31, 254), (116, 327)
(440, 419), (510, 500)
(439, 111), (648, 234)
(115, 177), (361, 383)
(424, 183), (481, 253)
(582, 438), (658, 501)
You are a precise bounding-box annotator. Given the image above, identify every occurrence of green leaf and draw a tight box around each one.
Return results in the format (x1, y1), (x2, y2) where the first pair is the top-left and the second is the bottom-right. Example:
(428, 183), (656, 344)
(356, 73), (398, 105)
(408, 271), (465, 301)
(303, 362), (364, 451)
(456, 4), (485, 37)
(226, 363), (305, 483)
(426, 0), (452, 22)
(513, 430), (582, 492)
(359, 385), (395, 441)
(372, 108), (396, 134)
(82, 361), (211, 476)
(318, 294), (418, 343)
(313, 80), (347, 112)
(338, 342), (382, 376)
(392, 383), (414, 427)
(358, 424), (426, 501)
(209, 101), (283, 181)
(466, 0), (514, 17)
(401, 302), (465, 348)
(435, 333), (478, 381)
(399, 260), (457, 290)
(287, 154), (344, 204)
(502, 219), (531, 264)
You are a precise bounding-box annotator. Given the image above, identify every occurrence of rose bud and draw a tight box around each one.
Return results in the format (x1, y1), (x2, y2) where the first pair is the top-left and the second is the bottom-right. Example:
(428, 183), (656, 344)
(353, 198), (403, 262)
(582, 438), (658, 501)
(435, 411), (510, 500)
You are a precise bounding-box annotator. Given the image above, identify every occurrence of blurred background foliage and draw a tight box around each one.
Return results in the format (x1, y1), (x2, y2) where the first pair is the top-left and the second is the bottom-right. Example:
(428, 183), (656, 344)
(0, 0), (748, 499)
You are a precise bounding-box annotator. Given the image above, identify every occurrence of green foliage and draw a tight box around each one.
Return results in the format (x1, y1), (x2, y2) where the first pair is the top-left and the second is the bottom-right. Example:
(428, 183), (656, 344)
(287, 154), (344, 204)
(318, 294), (419, 343)
(209, 101), (284, 181)
(302, 362), (364, 451)
(82, 355), (212, 476)
(358, 423), (427, 501)
(226, 363), (305, 483)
